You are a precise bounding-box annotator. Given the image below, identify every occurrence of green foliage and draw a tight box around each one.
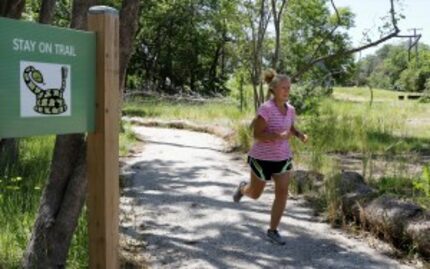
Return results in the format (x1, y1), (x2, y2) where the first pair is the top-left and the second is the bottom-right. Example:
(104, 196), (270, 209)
(0, 137), (54, 268)
(235, 122), (253, 153)
(227, 73), (253, 111)
(119, 122), (138, 156)
(290, 95), (430, 179)
(123, 97), (251, 123)
(413, 166), (430, 199)
(419, 79), (430, 103)
(128, 0), (241, 95)
(324, 173), (343, 225)
(371, 176), (414, 197)
(356, 43), (430, 92)
(23, 0), (72, 27)
(66, 209), (89, 269)
(126, 0), (358, 98)
(366, 169), (430, 210)
(289, 83), (332, 114)
(281, 0), (355, 83)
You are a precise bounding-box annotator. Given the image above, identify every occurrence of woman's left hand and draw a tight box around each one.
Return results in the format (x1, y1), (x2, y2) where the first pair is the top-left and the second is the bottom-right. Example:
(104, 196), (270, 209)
(300, 134), (308, 143)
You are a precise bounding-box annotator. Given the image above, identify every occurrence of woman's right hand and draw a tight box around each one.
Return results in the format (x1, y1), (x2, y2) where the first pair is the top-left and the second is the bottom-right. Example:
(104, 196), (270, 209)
(278, 131), (292, 140)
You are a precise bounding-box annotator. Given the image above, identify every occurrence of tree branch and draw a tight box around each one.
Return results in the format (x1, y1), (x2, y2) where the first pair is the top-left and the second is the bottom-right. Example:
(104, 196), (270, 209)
(306, 0), (341, 68)
(292, 0), (400, 81)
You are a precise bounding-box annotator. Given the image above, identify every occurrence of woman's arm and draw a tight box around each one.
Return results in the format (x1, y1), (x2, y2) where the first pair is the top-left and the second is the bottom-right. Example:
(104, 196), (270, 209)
(290, 124), (308, 143)
(253, 115), (281, 142)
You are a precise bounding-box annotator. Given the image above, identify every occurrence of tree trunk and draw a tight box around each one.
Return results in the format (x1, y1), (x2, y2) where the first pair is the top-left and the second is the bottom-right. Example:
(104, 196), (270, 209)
(0, 1), (26, 174)
(0, 138), (19, 174)
(119, 0), (140, 93)
(70, 0), (95, 30)
(0, 0), (26, 19)
(249, 0), (271, 112)
(270, 0), (288, 69)
(39, 0), (57, 24)
(23, 0), (141, 267)
(22, 135), (87, 268)
(209, 44), (222, 91)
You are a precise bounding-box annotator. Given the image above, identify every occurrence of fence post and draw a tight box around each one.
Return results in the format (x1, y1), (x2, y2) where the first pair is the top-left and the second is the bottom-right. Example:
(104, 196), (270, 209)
(87, 6), (120, 269)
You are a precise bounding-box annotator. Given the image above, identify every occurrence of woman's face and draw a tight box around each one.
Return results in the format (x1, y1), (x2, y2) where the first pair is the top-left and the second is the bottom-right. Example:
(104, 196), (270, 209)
(272, 79), (291, 102)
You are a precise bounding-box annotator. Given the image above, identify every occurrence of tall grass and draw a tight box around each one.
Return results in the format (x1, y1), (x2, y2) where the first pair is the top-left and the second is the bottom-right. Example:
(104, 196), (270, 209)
(0, 136), (54, 268)
(289, 97), (430, 174)
(120, 122), (138, 156)
(123, 97), (253, 124)
(0, 123), (137, 268)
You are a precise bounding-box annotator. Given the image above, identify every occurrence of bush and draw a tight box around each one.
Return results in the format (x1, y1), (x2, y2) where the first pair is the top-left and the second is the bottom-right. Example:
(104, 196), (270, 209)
(289, 84), (332, 114)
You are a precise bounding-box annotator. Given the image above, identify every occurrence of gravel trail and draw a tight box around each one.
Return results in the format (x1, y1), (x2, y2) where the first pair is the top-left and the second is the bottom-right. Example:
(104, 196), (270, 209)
(120, 126), (416, 269)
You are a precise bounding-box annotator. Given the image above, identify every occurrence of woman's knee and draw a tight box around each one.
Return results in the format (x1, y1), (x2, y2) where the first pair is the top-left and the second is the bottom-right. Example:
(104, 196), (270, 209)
(246, 187), (264, 199)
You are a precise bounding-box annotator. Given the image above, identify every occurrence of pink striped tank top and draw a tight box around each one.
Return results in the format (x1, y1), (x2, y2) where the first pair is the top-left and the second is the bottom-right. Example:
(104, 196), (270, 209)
(248, 99), (296, 161)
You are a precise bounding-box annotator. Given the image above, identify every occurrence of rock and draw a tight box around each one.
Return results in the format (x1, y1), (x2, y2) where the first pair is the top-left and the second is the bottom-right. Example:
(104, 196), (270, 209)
(363, 194), (423, 246)
(337, 171), (366, 195)
(292, 170), (324, 194)
(405, 213), (430, 259)
(341, 185), (378, 223)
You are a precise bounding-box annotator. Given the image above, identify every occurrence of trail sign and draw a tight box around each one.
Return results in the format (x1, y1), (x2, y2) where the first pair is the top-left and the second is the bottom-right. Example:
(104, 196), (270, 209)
(0, 17), (96, 138)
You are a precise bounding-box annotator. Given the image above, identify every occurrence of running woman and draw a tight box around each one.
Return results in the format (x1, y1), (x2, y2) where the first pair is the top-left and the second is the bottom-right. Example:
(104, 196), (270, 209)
(233, 69), (308, 245)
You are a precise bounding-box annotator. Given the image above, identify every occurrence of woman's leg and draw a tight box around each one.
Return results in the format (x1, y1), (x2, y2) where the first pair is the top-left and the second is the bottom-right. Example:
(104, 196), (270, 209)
(241, 171), (266, 199)
(270, 172), (291, 230)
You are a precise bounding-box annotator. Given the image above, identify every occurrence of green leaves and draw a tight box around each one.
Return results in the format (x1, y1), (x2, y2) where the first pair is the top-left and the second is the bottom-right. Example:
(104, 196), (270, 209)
(281, 0), (355, 83)
(413, 165), (430, 197)
(128, 0), (241, 95)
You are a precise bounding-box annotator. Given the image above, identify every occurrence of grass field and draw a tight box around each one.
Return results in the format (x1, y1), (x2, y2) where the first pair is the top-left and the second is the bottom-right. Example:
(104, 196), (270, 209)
(332, 87), (430, 139)
(332, 86), (416, 102)
(123, 88), (430, 154)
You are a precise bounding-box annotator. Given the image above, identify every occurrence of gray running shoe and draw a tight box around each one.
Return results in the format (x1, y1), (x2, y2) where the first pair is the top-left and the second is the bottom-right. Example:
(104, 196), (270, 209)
(267, 229), (286, 245)
(233, 181), (247, 202)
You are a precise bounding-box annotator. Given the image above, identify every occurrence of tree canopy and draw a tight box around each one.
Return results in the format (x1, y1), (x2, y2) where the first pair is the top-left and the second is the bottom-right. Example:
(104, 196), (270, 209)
(355, 42), (430, 92)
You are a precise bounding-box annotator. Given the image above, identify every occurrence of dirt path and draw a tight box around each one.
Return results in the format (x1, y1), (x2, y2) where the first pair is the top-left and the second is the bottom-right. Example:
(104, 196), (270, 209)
(120, 126), (417, 269)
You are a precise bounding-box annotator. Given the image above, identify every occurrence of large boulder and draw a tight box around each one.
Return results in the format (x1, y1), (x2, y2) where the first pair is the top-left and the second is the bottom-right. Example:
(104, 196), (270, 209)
(363, 194), (423, 247)
(341, 185), (378, 223)
(332, 172), (378, 223)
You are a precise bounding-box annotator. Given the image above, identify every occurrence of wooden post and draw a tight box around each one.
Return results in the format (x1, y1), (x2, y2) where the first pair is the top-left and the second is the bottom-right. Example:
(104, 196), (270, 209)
(87, 6), (120, 269)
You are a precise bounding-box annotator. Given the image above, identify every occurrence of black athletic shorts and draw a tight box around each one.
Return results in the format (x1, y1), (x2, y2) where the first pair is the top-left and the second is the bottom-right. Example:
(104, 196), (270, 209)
(247, 156), (293, 181)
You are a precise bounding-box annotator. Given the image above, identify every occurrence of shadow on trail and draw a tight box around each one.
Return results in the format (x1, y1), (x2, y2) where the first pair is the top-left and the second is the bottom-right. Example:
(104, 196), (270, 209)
(121, 156), (404, 269)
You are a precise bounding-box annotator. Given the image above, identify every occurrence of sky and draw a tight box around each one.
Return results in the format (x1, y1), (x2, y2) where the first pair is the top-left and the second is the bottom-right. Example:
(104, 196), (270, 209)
(333, 0), (430, 58)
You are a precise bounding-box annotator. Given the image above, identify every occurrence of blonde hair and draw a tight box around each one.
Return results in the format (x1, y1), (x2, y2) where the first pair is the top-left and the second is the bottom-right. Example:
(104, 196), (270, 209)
(263, 69), (290, 96)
